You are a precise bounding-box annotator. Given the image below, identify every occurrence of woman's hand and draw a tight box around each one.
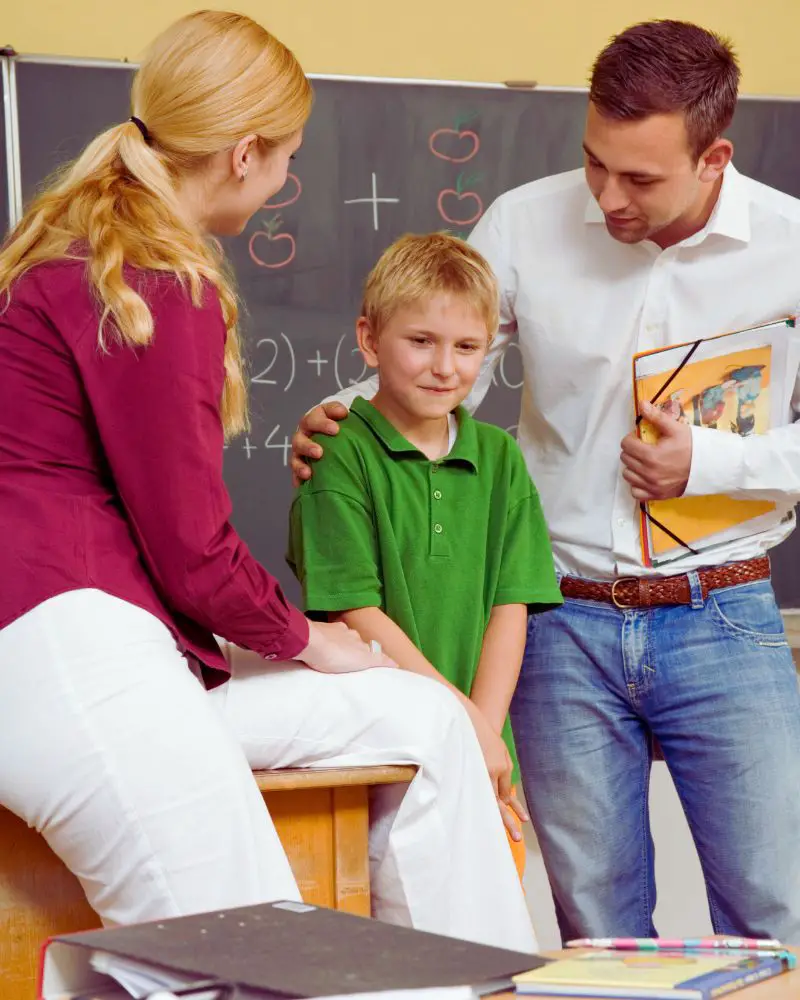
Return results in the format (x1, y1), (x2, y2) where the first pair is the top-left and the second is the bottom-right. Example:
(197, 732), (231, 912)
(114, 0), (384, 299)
(298, 619), (397, 673)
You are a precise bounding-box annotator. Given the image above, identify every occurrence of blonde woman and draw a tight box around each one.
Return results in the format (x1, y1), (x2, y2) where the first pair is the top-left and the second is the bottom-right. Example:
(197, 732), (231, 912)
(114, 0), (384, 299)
(0, 11), (535, 950)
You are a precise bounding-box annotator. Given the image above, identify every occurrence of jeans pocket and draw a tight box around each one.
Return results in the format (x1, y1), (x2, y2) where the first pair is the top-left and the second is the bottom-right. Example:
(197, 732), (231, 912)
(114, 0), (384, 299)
(709, 581), (789, 647)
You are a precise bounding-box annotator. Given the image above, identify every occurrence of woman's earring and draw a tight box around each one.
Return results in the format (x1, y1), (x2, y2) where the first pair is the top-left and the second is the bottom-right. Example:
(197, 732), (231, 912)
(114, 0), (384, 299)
(240, 165), (249, 183)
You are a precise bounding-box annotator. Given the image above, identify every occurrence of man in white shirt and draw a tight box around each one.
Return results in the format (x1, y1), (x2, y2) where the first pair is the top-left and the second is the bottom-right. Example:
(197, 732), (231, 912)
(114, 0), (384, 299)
(290, 20), (800, 942)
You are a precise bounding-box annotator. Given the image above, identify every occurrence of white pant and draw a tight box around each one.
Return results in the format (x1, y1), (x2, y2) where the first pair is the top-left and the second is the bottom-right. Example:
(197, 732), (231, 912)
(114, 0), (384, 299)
(0, 590), (536, 952)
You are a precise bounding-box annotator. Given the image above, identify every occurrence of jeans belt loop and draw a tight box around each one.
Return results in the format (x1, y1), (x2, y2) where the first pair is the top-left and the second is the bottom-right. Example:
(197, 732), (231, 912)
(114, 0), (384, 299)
(687, 570), (705, 609)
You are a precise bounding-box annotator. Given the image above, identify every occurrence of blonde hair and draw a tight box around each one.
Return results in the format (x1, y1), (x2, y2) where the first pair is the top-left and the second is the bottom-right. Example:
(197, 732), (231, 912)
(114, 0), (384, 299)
(360, 233), (499, 341)
(0, 10), (312, 436)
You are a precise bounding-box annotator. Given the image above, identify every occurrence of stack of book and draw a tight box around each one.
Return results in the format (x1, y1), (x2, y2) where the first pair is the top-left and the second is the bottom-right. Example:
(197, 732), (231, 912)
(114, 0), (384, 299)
(514, 936), (796, 999)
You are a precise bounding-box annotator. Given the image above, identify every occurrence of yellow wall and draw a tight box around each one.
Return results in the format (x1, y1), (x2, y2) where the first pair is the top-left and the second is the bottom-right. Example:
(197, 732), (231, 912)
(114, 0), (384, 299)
(5, 1), (800, 96)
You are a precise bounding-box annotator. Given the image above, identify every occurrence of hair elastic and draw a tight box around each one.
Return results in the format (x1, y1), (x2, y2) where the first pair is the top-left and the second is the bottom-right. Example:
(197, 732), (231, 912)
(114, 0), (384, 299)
(129, 116), (151, 143)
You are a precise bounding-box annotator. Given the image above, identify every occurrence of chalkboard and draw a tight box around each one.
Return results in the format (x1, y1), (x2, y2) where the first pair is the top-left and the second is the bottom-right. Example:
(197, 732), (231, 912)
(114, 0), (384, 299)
(9, 58), (800, 606)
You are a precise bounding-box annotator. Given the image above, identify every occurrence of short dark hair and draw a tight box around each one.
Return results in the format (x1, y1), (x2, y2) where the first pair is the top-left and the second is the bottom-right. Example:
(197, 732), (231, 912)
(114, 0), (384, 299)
(589, 20), (740, 159)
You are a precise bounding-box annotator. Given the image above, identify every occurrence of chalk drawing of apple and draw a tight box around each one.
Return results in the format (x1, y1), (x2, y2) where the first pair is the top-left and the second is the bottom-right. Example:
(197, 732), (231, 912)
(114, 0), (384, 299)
(249, 214), (296, 269)
(264, 172), (302, 209)
(437, 172), (484, 226)
(429, 116), (480, 163)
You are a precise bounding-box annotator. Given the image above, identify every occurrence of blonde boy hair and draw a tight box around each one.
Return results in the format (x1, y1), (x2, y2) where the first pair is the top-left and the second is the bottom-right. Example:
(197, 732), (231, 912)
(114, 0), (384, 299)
(0, 10), (312, 437)
(360, 233), (499, 341)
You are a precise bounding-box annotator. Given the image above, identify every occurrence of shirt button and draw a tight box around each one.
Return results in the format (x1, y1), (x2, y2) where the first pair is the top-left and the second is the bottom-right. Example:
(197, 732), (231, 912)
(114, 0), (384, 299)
(265, 653), (278, 660)
(433, 490), (442, 500)
(431, 466), (438, 474)
(434, 523), (443, 534)
(617, 518), (626, 528)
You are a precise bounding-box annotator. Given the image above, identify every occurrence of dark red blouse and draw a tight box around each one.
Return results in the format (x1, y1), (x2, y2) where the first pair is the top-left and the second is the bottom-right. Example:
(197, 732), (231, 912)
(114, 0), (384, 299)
(0, 258), (309, 685)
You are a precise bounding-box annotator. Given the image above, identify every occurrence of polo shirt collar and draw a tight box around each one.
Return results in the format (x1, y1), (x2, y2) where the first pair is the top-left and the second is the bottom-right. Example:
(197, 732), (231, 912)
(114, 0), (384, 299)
(583, 162), (751, 246)
(351, 397), (479, 472)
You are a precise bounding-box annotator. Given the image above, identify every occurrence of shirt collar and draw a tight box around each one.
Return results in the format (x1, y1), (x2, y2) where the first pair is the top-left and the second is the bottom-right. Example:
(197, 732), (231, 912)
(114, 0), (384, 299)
(583, 162), (751, 246)
(351, 396), (479, 472)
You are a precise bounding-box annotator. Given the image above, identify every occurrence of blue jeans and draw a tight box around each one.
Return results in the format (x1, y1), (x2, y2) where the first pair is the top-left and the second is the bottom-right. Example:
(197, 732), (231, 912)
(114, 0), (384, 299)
(510, 575), (800, 944)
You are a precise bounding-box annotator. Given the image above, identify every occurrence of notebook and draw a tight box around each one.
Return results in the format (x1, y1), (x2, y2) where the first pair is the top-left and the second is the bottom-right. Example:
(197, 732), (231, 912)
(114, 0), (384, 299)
(513, 948), (794, 999)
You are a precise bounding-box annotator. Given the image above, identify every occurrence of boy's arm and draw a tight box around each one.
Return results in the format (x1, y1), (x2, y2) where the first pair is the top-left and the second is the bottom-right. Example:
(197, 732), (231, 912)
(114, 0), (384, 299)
(469, 603), (528, 735)
(338, 604), (519, 836)
(335, 605), (475, 711)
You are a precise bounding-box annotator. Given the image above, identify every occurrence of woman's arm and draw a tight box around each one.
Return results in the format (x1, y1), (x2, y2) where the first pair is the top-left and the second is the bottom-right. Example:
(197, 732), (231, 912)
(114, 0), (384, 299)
(77, 277), (309, 660)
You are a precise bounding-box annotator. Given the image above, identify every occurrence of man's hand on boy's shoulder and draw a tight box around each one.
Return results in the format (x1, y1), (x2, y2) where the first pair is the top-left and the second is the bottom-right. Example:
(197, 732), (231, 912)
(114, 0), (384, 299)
(291, 401), (348, 486)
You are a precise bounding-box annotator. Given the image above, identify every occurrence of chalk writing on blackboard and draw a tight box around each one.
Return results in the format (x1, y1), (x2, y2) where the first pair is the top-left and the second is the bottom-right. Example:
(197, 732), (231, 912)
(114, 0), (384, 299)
(437, 171), (484, 227)
(264, 424), (292, 465)
(344, 172), (400, 232)
(491, 340), (523, 390)
(307, 350), (329, 376)
(264, 172), (302, 210)
(428, 115), (480, 164)
(333, 332), (368, 392)
(248, 214), (296, 269)
(250, 332), (296, 391)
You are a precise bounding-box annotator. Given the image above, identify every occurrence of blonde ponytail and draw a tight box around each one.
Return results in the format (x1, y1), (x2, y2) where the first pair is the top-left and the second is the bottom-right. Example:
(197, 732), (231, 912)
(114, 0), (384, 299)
(0, 10), (312, 437)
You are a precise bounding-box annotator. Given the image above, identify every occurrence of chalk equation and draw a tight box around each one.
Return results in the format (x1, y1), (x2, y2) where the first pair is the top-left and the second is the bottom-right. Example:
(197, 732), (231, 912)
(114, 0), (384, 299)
(247, 332), (371, 394)
(230, 418), (520, 466)
(231, 425), (293, 464)
(490, 341), (524, 390)
(247, 332), (523, 398)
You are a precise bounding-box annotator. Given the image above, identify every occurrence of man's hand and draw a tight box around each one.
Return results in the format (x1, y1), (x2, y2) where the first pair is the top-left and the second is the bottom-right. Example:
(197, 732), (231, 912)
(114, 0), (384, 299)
(290, 401), (348, 486)
(620, 401), (693, 501)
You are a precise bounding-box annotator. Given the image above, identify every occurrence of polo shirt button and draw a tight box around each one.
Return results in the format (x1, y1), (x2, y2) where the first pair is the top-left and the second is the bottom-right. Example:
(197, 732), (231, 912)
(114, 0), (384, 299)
(433, 490), (442, 500)
(265, 653), (278, 660)
(434, 523), (443, 534)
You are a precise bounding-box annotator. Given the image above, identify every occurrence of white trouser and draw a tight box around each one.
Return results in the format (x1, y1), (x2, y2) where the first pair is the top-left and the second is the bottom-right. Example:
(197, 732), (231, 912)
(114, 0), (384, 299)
(0, 590), (536, 952)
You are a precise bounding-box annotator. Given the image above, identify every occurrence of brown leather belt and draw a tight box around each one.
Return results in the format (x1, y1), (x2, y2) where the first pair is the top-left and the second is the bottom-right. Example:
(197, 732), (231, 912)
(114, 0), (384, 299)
(560, 556), (771, 609)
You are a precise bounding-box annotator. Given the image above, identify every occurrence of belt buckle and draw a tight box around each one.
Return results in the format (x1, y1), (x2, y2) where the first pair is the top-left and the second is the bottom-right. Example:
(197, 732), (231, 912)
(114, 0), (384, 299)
(611, 577), (640, 609)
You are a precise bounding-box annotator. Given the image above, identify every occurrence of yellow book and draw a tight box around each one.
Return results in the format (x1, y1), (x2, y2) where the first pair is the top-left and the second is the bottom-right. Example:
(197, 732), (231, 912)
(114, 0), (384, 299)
(513, 948), (793, 998)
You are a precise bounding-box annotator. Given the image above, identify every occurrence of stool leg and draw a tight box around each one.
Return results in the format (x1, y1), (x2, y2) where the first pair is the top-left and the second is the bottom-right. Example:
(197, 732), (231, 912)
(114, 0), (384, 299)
(332, 786), (371, 916)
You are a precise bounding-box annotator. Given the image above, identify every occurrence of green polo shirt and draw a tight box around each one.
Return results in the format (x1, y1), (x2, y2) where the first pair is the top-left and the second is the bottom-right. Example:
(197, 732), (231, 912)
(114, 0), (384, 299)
(286, 396), (562, 781)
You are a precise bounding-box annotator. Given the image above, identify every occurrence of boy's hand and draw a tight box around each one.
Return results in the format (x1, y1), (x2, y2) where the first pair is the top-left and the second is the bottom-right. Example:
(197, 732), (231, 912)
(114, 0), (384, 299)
(290, 402), (348, 486)
(467, 705), (528, 841)
(500, 791), (529, 842)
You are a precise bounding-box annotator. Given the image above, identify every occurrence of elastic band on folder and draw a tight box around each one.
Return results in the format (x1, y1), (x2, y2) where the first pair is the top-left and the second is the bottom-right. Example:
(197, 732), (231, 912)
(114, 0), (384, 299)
(640, 502), (699, 556)
(635, 338), (704, 556)
(635, 339), (703, 426)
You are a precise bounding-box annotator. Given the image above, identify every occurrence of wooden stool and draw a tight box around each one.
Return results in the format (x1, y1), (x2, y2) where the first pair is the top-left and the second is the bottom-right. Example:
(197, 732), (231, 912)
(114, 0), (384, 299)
(0, 764), (417, 1000)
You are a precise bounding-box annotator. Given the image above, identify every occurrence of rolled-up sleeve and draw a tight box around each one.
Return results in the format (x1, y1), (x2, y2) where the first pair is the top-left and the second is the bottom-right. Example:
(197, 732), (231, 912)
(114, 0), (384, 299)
(76, 275), (308, 660)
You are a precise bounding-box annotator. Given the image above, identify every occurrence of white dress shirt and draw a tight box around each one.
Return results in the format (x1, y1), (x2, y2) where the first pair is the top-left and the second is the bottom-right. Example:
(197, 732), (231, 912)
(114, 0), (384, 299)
(330, 165), (800, 580)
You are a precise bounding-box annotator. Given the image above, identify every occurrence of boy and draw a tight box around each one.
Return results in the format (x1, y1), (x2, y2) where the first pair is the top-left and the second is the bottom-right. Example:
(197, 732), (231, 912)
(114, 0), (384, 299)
(287, 233), (561, 863)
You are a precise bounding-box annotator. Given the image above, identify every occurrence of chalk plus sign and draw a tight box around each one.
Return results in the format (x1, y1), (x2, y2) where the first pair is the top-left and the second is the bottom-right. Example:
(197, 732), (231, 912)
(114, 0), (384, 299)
(307, 350), (329, 376)
(344, 172), (399, 231)
(242, 437), (257, 459)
